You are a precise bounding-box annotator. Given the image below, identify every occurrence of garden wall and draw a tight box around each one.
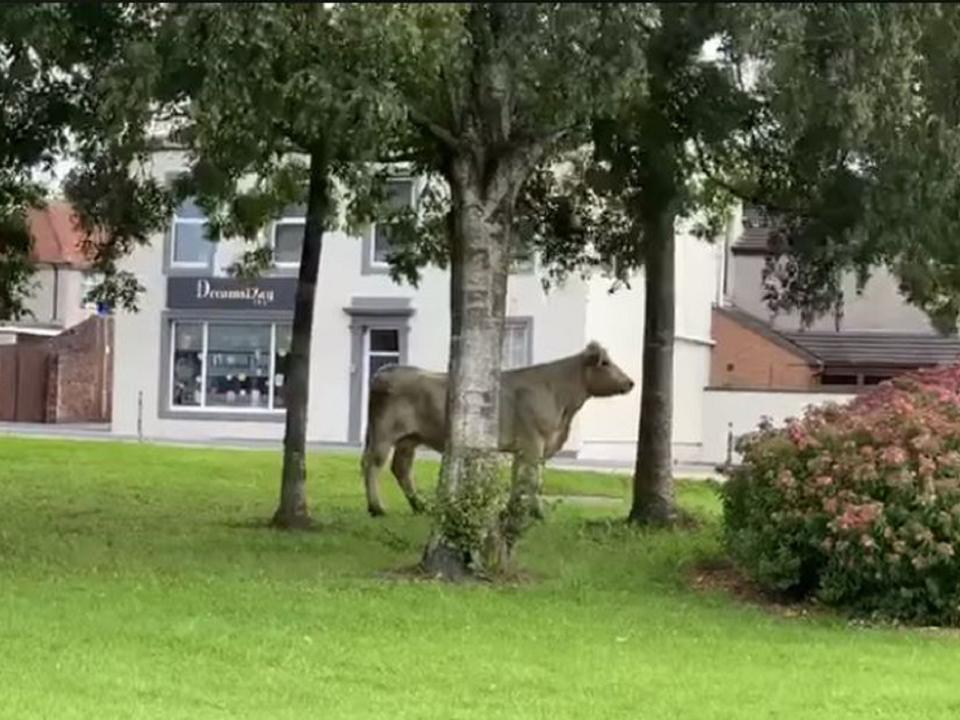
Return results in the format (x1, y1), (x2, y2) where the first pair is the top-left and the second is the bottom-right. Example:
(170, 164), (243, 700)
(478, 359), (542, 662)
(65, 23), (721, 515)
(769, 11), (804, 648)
(701, 387), (856, 465)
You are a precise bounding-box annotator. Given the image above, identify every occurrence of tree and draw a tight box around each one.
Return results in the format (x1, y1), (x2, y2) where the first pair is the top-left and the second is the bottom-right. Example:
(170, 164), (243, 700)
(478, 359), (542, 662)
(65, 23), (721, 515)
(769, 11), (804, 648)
(523, 3), (750, 525)
(521, 2), (947, 526)
(725, 3), (960, 337)
(371, 3), (642, 578)
(0, 3), (157, 319)
(64, 3), (406, 528)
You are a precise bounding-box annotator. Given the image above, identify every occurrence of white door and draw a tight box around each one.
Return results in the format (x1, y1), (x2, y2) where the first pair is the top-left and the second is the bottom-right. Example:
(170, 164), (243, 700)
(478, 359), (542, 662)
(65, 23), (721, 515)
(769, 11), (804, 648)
(360, 327), (401, 436)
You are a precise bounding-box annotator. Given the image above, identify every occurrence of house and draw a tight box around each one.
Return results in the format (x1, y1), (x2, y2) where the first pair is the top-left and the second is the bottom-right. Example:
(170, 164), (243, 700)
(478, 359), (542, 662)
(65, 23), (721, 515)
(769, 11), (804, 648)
(0, 202), (113, 423)
(0, 201), (102, 345)
(107, 149), (724, 465)
(713, 202), (960, 391)
(702, 202), (960, 466)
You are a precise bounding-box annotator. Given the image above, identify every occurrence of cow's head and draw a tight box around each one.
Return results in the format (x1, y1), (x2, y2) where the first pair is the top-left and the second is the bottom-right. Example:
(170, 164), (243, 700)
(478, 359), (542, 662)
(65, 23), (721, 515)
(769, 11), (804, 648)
(582, 341), (635, 397)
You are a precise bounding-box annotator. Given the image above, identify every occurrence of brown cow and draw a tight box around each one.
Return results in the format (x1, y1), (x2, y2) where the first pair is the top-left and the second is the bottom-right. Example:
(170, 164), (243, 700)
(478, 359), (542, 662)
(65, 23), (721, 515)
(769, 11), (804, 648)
(360, 340), (635, 516)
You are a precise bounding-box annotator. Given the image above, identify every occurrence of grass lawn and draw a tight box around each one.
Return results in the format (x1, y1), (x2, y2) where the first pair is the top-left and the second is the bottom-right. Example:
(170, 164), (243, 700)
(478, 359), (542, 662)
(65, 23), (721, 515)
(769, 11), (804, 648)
(1, 437), (959, 719)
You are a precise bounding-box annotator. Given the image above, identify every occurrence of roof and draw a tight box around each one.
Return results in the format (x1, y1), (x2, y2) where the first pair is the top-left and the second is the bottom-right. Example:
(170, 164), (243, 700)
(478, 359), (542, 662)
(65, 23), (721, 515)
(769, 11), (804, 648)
(732, 205), (781, 255)
(713, 304), (820, 365)
(26, 202), (92, 268)
(0, 323), (63, 337)
(733, 226), (775, 254)
(783, 331), (960, 369)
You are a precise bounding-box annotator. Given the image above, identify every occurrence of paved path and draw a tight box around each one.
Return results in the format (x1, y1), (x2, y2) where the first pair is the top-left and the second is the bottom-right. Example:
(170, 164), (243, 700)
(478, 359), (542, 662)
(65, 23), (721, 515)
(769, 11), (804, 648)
(0, 422), (724, 480)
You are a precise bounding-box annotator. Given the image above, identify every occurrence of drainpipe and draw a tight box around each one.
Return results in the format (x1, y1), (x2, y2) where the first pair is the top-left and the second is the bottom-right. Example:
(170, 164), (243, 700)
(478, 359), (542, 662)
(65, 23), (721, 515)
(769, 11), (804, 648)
(52, 265), (60, 322)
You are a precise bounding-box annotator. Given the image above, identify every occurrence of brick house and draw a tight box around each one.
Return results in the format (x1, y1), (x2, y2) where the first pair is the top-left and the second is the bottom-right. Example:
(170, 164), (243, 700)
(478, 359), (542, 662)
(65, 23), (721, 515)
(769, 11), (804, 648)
(0, 202), (112, 423)
(711, 204), (960, 391)
(0, 201), (102, 345)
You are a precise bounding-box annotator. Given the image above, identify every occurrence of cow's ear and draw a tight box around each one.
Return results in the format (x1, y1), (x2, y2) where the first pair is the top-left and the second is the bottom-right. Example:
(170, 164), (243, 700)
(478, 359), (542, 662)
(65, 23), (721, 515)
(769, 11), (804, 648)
(583, 341), (603, 366)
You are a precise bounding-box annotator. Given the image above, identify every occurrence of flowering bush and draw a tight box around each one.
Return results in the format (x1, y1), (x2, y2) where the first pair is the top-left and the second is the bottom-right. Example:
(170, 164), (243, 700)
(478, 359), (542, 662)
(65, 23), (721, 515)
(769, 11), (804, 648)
(722, 364), (960, 625)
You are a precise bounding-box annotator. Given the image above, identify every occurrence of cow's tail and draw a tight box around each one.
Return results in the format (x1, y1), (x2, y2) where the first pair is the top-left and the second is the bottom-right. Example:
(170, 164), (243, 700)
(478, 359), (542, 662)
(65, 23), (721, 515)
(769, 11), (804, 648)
(362, 367), (396, 456)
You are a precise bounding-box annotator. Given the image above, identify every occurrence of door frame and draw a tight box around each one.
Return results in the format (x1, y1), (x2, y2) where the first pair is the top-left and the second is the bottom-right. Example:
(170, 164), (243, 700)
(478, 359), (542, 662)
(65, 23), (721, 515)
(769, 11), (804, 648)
(359, 326), (403, 438)
(344, 298), (414, 444)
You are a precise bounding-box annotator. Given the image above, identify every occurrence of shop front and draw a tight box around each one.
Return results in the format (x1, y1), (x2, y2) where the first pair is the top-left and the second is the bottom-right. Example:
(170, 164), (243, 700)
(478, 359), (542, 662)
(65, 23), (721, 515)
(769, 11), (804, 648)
(158, 276), (297, 422)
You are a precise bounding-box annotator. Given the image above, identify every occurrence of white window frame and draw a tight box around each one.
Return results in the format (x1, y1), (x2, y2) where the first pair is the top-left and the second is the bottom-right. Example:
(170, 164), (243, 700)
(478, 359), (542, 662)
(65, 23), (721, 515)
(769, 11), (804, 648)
(370, 177), (415, 270)
(80, 271), (102, 310)
(168, 319), (290, 414)
(170, 203), (215, 270)
(271, 216), (306, 269)
(501, 318), (532, 370)
(510, 246), (537, 275)
(360, 327), (401, 432)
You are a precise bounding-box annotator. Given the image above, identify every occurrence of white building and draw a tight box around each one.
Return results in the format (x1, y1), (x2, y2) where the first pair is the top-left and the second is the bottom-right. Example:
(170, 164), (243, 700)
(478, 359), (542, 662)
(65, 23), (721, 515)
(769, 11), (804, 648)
(0, 202), (102, 345)
(108, 150), (724, 465)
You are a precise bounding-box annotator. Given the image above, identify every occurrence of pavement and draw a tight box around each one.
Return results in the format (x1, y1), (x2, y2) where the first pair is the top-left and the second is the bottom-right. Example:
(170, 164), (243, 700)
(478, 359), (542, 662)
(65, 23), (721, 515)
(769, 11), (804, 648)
(0, 421), (725, 480)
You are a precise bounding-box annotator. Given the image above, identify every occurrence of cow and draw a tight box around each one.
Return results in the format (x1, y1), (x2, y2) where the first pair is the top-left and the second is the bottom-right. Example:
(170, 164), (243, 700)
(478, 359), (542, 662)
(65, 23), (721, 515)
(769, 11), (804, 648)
(360, 340), (635, 517)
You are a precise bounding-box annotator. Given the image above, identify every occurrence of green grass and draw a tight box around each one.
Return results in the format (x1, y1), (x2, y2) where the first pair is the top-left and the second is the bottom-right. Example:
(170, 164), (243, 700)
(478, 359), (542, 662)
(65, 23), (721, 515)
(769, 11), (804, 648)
(1, 437), (959, 719)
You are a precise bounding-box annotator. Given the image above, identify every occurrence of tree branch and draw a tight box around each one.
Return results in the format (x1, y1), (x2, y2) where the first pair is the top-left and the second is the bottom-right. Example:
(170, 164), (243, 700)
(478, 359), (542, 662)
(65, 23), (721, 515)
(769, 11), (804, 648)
(408, 106), (462, 150)
(692, 136), (806, 216)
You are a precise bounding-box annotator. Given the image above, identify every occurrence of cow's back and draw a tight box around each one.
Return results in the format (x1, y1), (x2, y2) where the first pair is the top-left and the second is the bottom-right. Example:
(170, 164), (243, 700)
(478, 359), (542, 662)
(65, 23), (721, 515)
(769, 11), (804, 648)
(367, 365), (448, 451)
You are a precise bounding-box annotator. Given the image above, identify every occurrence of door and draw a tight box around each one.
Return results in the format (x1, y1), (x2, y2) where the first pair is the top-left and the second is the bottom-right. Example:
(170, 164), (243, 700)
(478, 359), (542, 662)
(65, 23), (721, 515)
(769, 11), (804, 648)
(14, 346), (49, 422)
(360, 327), (401, 436)
(0, 345), (49, 422)
(0, 347), (15, 421)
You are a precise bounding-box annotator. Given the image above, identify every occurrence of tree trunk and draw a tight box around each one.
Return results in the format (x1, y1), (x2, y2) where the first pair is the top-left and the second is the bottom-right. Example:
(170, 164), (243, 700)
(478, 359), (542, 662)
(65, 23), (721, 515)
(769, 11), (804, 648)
(271, 147), (330, 529)
(422, 165), (513, 578)
(629, 206), (677, 525)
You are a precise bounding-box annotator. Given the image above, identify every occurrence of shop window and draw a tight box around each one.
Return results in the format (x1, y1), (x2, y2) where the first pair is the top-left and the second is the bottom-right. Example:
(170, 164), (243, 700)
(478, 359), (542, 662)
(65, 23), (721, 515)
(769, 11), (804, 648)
(169, 320), (292, 412)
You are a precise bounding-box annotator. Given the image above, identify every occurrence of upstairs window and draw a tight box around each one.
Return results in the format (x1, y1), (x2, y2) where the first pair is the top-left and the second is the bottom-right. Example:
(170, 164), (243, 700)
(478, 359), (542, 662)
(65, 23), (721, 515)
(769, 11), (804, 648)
(80, 271), (102, 309)
(510, 242), (535, 274)
(502, 318), (532, 370)
(371, 179), (414, 267)
(272, 205), (307, 268)
(172, 198), (217, 268)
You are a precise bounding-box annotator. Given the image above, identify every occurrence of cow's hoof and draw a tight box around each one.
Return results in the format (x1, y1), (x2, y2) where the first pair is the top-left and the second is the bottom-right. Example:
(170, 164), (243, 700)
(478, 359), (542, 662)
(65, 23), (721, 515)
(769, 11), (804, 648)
(368, 505), (386, 518)
(409, 498), (426, 514)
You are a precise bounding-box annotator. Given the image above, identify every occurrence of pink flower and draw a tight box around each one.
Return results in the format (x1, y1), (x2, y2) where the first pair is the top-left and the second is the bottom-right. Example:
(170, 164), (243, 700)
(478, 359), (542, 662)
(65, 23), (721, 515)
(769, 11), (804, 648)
(837, 502), (884, 532)
(881, 446), (908, 465)
(776, 469), (796, 490)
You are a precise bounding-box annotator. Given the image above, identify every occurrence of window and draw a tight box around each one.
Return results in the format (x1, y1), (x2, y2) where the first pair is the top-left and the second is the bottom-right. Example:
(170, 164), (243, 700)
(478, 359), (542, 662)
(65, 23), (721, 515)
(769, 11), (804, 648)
(502, 319), (532, 369)
(372, 179), (414, 266)
(169, 320), (292, 412)
(80, 271), (102, 309)
(510, 241), (535, 274)
(367, 328), (400, 389)
(171, 198), (217, 267)
(820, 373), (858, 386)
(272, 205), (306, 267)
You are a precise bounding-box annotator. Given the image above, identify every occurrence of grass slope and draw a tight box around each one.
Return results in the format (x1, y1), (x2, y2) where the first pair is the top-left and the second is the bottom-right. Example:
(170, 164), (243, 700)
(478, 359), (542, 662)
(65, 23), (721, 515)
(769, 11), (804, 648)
(0, 437), (958, 719)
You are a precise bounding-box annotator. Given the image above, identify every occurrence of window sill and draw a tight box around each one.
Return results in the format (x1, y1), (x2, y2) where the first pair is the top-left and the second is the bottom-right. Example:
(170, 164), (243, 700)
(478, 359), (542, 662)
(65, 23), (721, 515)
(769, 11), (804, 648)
(159, 407), (286, 422)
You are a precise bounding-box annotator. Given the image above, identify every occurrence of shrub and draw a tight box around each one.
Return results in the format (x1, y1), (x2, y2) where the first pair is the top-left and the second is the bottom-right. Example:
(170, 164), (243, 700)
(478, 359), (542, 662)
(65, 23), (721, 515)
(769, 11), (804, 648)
(722, 364), (960, 625)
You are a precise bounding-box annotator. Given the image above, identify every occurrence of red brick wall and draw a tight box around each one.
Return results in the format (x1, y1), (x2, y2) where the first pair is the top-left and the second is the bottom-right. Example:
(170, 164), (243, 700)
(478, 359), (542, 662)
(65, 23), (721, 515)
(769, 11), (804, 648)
(710, 308), (816, 389)
(44, 316), (113, 422)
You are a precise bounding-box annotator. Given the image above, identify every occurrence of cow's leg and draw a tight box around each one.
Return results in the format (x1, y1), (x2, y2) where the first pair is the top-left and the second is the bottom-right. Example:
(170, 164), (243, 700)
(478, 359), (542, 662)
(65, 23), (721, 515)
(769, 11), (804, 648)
(390, 438), (425, 514)
(506, 436), (546, 531)
(361, 431), (392, 517)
